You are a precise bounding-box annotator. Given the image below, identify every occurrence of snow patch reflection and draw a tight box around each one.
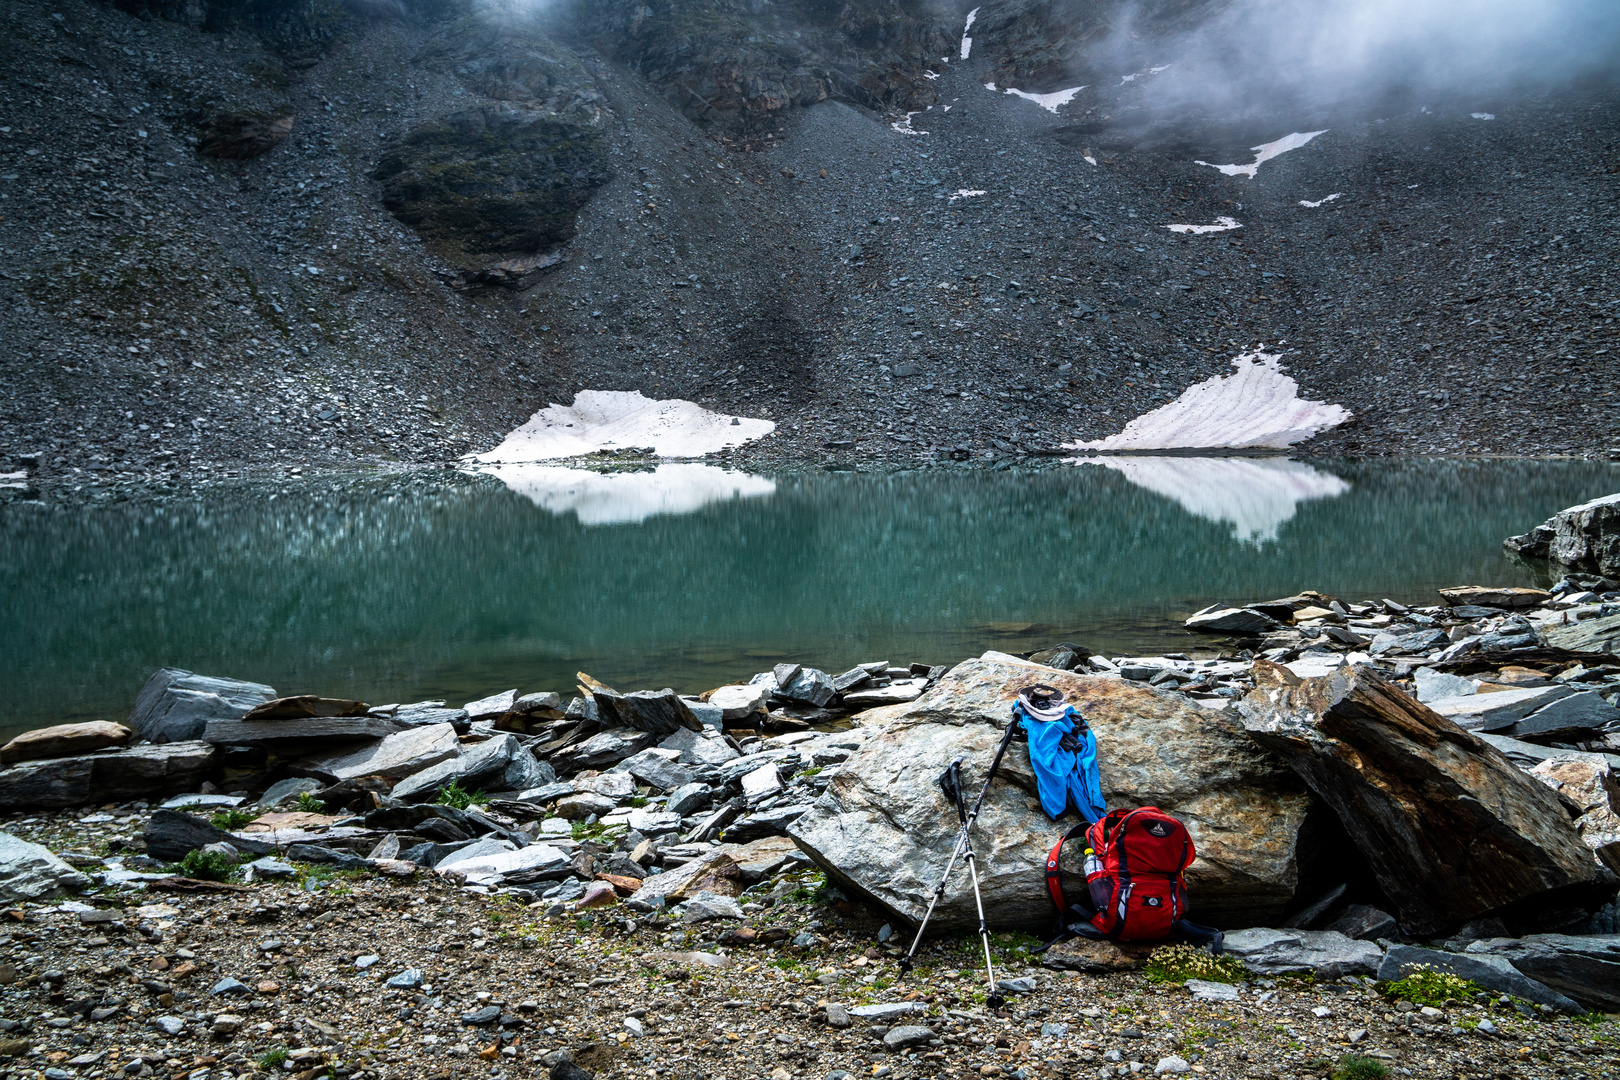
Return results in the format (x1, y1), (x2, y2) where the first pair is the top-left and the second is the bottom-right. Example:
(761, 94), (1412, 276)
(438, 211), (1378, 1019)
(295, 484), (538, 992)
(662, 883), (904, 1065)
(1083, 457), (1351, 544)
(476, 463), (776, 526)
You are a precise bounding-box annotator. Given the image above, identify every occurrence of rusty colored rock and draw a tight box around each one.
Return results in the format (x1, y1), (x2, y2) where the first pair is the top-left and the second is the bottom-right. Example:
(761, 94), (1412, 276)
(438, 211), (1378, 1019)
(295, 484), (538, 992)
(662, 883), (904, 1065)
(1239, 661), (1602, 935)
(0, 721), (131, 765)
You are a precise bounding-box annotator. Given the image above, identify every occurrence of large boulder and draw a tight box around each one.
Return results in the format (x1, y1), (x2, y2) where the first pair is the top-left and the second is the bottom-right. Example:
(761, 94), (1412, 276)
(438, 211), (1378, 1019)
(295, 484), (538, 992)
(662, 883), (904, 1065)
(0, 721), (132, 765)
(789, 656), (1316, 933)
(0, 741), (220, 810)
(126, 669), (276, 744)
(143, 809), (275, 863)
(1239, 662), (1603, 936)
(0, 831), (88, 902)
(1506, 492), (1620, 577)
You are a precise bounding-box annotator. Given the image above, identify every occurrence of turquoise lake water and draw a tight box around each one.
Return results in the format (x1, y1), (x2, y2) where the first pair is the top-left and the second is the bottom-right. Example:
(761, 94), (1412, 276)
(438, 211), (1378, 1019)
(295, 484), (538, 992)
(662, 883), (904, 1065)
(2, 456), (1615, 740)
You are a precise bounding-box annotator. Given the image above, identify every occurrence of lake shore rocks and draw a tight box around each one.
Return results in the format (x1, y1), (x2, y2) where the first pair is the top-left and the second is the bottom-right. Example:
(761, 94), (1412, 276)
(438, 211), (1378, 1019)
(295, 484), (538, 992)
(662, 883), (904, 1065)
(790, 655), (1316, 932)
(1239, 661), (1603, 936)
(0, 720), (131, 765)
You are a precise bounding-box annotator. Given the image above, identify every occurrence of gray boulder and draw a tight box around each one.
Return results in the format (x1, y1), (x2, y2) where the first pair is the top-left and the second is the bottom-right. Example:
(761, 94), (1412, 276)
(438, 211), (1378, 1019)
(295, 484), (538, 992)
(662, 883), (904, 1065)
(257, 777), (324, 807)
(776, 667), (836, 707)
(1412, 668), (1475, 703)
(659, 727), (739, 766)
(127, 669), (276, 744)
(1464, 934), (1620, 1011)
(1221, 928), (1382, 978)
(1507, 492), (1620, 577)
(392, 734), (544, 802)
(790, 656), (1316, 932)
(666, 783), (712, 817)
(0, 831), (89, 901)
(1377, 944), (1579, 1013)
(615, 749), (695, 792)
(143, 809), (275, 863)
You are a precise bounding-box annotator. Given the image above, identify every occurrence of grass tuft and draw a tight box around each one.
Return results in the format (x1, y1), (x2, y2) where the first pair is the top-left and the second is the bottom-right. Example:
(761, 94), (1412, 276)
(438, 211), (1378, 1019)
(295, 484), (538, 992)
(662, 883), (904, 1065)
(1377, 965), (1483, 1008)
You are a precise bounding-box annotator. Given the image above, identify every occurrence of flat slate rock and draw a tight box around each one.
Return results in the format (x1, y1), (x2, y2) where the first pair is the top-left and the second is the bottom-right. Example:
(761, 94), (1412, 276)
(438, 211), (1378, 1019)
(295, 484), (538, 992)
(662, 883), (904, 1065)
(203, 715), (404, 747)
(1221, 928), (1383, 979)
(242, 696), (370, 721)
(0, 721), (132, 765)
(1464, 934), (1620, 1012)
(1437, 586), (1551, 609)
(1542, 612), (1620, 655)
(1508, 691), (1620, 742)
(0, 741), (220, 811)
(1185, 606), (1278, 635)
(392, 733), (545, 802)
(1378, 943), (1579, 1013)
(1424, 684), (1572, 731)
(296, 723), (461, 784)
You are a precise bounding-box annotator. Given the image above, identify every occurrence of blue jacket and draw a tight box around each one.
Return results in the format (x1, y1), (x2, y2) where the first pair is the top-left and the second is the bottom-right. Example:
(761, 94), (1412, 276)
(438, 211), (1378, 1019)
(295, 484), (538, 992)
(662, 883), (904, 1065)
(1015, 702), (1107, 823)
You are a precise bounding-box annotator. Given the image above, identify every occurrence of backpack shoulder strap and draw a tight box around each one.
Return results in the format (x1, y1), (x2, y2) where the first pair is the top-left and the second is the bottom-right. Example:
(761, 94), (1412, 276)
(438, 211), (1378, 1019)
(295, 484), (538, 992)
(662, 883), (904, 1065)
(1044, 821), (1091, 914)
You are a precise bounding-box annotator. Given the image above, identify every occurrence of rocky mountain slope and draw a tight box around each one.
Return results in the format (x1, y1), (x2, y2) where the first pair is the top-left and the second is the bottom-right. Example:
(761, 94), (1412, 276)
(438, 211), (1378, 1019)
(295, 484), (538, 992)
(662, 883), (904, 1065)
(0, 0), (1616, 480)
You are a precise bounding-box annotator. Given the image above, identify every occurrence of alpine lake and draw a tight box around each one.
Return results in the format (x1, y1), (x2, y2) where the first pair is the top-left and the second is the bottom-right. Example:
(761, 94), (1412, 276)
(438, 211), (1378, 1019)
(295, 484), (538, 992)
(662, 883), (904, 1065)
(3, 455), (1617, 742)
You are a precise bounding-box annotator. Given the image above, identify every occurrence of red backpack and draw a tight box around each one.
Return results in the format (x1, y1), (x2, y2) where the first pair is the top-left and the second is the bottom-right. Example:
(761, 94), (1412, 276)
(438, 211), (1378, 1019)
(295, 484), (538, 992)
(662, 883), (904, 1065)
(1045, 806), (1196, 942)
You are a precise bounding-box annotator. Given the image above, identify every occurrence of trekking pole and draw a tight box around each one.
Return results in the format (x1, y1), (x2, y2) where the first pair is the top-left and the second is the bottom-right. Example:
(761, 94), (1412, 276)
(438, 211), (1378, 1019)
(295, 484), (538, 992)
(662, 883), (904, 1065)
(896, 716), (1020, 999)
(948, 758), (1008, 1011)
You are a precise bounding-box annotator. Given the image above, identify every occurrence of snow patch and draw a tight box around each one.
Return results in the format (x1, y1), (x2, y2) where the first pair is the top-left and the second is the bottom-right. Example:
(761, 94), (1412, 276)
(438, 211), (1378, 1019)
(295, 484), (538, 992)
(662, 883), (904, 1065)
(1164, 216), (1241, 234)
(923, 70), (940, 80)
(1196, 130), (1328, 179)
(1119, 65), (1170, 84)
(1084, 457), (1350, 544)
(891, 111), (928, 136)
(476, 463), (776, 527)
(1002, 85), (1086, 114)
(1472, 112), (1495, 120)
(949, 189), (987, 201)
(475, 390), (775, 463)
(1084, 155), (1097, 166)
(1066, 351), (1352, 452)
(960, 6), (978, 60)
(1299, 193), (1342, 208)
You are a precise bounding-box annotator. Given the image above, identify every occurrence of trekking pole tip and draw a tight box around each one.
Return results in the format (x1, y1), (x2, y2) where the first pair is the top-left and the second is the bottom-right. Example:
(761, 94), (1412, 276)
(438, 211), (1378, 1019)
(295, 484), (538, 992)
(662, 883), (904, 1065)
(896, 956), (913, 976)
(986, 993), (1006, 1011)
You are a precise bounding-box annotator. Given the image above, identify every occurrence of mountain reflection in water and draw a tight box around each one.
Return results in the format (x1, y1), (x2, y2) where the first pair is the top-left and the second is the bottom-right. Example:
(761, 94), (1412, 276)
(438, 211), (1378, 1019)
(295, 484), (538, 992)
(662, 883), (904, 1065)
(2, 458), (1615, 739)
(1084, 456), (1352, 543)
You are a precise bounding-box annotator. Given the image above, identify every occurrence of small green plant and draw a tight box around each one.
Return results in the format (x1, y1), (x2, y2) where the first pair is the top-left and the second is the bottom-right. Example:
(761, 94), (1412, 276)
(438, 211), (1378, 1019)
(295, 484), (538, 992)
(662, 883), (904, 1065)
(256, 1048), (289, 1070)
(294, 791), (327, 813)
(1377, 965), (1483, 1008)
(174, 847), (238, 882)
(1572, 1011), (1612, 1028)
(434, 778), (489, 809)
(625, 796), (649, 808)
(210, 808), (259, 830)
(1143, 944), (1250, 985)
(1332, 1053), (1390, 1080)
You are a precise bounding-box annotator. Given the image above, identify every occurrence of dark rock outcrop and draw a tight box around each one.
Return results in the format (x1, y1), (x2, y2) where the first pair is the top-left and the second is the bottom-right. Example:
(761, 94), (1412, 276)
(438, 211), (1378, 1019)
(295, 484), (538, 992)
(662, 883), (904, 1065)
(196, 110), (294, 159)
(1239, 661), (1605, 936)
(579, 0), (950, 133)
(0, 742), (221, 810)
(1505, 493), (1620, 576)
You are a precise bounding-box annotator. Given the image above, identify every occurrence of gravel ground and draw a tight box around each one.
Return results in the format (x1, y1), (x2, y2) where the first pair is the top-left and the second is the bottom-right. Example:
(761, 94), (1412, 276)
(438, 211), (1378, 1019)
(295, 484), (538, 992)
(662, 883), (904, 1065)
(1, 1), (1616, 485)
(3, 806), (1619, 1080)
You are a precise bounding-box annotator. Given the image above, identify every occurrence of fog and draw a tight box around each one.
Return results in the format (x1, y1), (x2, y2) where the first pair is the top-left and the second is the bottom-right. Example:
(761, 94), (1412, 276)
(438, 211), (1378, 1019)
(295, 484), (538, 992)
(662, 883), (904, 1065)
(1098, 0), (1620, 121)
